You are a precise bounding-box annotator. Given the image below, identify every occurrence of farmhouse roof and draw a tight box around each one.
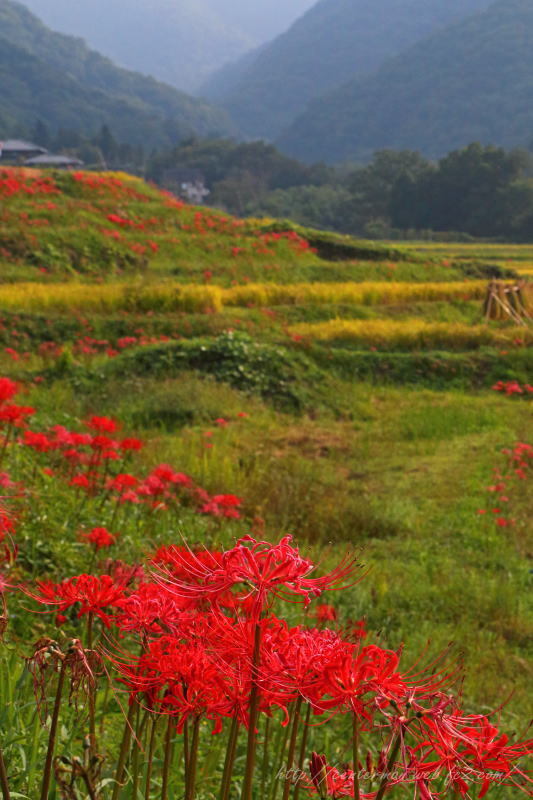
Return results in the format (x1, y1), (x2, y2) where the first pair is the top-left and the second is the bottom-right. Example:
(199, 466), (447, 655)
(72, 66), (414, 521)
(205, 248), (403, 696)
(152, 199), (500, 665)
(0, 139), (48, 154)
(24, 153), (83, 166)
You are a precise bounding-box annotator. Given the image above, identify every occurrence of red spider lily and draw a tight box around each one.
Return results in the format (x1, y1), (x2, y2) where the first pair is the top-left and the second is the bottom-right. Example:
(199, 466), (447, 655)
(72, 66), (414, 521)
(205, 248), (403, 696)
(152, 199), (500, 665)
(115, 581), (196, 635)
(156, 535), (359, 615)
(85, 415), (120, 434)
(107, 473), (139, 492)
(119, 437), (144, 452)
(118, 489), (141, 504)
(0, 508), (16, 543)
(26, 574), (126, 626)
(0, 404), (35, 427)
(200, 494), (242, 519)
(407, 708), (533, 796)
(319, 644), (408, 719)
(314, 604), (338, 623)
(153, 542), (220, 565)
(80, 527), (116, 550)
(148, 464), (193, 486)
(69, 474), (91, 491)
(0, 378), (19, 405)
(113, 631), (230, 732)
(21, 430), (56, 453)
(258, 621), (348, 713)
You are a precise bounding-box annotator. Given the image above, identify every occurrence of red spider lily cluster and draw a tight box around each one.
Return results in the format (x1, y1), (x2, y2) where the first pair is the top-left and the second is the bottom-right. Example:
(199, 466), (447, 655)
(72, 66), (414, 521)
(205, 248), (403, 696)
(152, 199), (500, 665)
(13, 534), (531, 800)
(80, 526), (117, 551)
(20, 411), (243, 519)
(0, 169), (59, 196)
(492, 380), (533, 396)
(0, 167), (316, 277)
(71, 171), (152, 201)
(477, 441), (532, 527)
(37, 332), (173, 361)
(0, 377), (35, 465)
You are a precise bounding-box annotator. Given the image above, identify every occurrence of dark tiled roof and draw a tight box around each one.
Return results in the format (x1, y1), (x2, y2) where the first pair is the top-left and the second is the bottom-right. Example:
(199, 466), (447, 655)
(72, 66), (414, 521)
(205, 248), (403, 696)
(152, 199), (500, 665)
(0, 139), (48, 154)
(25, 154), (83, 166)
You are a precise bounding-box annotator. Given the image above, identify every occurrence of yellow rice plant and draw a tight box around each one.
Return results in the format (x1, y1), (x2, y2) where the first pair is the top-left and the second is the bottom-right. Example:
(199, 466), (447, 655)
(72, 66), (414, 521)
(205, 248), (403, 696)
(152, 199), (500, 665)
(0, 280), (487, 315)
(223, 281), (487, 308)
(0, 283), (223, 314)
(288, 319), (533, 350)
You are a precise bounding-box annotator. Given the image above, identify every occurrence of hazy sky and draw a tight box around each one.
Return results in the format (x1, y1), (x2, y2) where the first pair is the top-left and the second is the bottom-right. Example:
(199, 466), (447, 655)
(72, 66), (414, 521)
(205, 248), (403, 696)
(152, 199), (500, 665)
(21, 0), (318, 46)
(204, 0), (317, 40)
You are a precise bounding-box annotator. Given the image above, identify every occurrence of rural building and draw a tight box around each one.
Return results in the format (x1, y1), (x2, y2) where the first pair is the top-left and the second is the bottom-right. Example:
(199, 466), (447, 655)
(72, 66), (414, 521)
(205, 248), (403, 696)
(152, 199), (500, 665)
(161, 168), (210, 204)
(0, 139), (48, 163)
(24, 154), (84, 169)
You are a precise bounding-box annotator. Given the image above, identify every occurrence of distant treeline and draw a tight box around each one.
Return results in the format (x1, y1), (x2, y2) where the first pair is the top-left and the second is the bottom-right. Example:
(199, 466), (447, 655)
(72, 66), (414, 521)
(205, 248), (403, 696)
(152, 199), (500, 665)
(148, 138), (533, 241)
(18, 124), (533, 241)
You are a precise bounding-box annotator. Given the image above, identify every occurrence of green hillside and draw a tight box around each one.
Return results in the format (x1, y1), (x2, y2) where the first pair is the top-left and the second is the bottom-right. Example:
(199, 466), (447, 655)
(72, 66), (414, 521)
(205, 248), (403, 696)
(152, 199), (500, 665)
(201, 0), (491, 140)
(278, 0), (533, 163)
(0, 0), (234, 146)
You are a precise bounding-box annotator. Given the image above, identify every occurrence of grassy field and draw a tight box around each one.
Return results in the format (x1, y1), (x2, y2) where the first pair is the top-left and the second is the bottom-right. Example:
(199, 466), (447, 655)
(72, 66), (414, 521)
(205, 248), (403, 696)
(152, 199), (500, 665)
(0, 168), (531, 798)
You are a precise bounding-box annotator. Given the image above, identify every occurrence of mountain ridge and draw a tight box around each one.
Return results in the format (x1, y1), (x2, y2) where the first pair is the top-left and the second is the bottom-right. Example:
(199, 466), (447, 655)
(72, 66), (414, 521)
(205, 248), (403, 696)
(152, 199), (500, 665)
(204, 0), (493, 140)
(0, 0), (234, 147)
(277, 0), (533, 163)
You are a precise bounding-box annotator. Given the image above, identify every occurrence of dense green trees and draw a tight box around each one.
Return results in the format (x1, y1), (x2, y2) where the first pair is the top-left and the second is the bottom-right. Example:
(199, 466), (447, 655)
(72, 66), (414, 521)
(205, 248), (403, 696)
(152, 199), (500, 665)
(388, 144), (533, 239)
(145, 138), (533, 241)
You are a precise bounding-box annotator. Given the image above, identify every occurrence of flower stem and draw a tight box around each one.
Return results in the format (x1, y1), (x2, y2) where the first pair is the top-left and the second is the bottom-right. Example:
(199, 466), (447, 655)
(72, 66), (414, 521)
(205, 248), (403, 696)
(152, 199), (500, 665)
(160, 714), (174, 800)
(186, 717), (201, 800)
(375, 730), (403, 800)
(144, 714), (158, 800)
(242, 621), (262, 800)
(282, 697), (303, 800)
(39, 657), (66, 800)
(130, 703), (143, 800)
(293, 703), (311, 800)
(0, 427), (12, 470)
(260, 716), (271, 800)
(352, 714), (361, 800)
(270, 715), (291, 800)
(220, 715), (239, 800)
(0, 748), (11, 800)
(86, 613), (97, 757)
(111, 700), (137, 800)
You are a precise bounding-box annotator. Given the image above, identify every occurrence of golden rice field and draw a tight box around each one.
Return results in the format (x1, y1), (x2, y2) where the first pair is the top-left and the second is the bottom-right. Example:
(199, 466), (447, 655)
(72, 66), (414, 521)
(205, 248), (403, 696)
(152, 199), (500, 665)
(288, 318), (533, 349)
(0, 279), (488, 314)
(406, 241), (533, 260)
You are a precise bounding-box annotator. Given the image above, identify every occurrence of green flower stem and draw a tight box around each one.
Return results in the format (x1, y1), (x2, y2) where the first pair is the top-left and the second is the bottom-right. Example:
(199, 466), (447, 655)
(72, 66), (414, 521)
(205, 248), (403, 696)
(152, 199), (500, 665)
(220, 715), (240, 800)
(282, 697), (303, 800)
(242, 620), (262, 800)
(39, 657), (66, 800)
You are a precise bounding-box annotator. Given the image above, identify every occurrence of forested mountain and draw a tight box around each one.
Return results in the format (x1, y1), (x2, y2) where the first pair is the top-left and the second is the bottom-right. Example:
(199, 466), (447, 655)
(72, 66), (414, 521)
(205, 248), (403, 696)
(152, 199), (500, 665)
(17, 0), (253, 91)
(202, 0), (492, 140)
(0, 0), (234, 147)
(278, 0), (533, 163)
